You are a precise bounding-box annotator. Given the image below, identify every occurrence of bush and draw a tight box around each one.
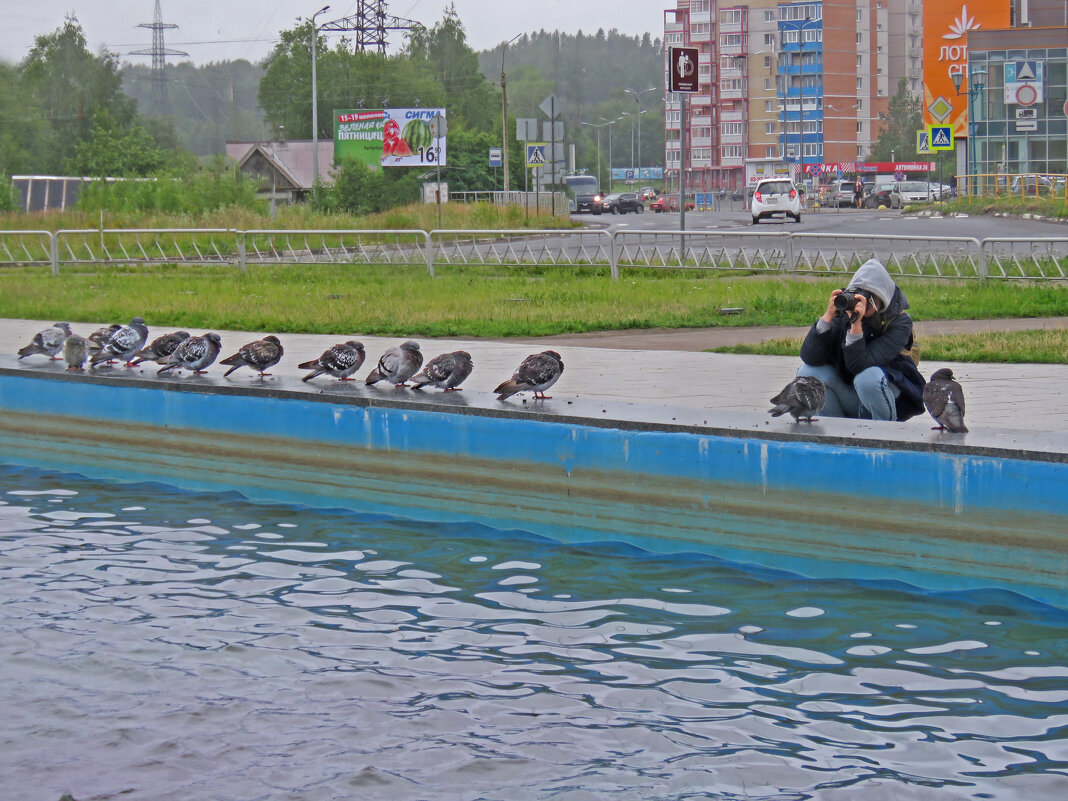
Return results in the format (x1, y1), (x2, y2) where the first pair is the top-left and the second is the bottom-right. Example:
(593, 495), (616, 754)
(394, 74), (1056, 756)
(75, 161), (260, 215)
(0, 175), (17, 213)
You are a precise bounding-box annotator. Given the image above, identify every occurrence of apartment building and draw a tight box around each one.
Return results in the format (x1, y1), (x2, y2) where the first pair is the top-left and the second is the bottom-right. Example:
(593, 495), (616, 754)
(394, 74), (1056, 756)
(664, 1), (899, 192)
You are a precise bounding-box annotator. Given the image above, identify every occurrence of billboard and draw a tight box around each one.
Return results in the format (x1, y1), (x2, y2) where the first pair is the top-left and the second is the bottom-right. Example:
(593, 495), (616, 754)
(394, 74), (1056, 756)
(381, 108), (447, 167)
(922, 1), (1010, 137)
(334, 109), (386, 168)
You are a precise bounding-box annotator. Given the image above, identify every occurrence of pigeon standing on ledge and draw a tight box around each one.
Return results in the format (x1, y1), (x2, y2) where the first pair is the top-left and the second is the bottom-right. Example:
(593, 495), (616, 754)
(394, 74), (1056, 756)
(130, 331), (191, 365)
(158, 333), (222, 375)
(924, 368), (968, 433)
(89, 317), (149, 367)
(63, 334), (89, 371)
(495, 351), (564, 400)
(17, 322), (71, 360)
(220, 335), (284, 377)
(366, 341), (423, 387)
(768, 376), (826, 422)
(411, 351), (474, 392)
(299, 341), (366, 381)
(87, 324), (122, 353)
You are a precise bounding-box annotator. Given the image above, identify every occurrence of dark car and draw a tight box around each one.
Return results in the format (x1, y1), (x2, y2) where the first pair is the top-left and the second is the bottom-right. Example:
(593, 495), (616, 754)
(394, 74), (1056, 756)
(863, 183), (895, 209)
(597, 192), (644, 215)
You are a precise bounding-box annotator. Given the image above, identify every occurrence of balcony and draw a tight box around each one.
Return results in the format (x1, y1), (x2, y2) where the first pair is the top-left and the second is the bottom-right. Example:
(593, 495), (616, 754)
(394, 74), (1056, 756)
(720, 88), (743, 101)
(690, 135), (713, 148)
(690, 114), (712, 126)
(721, 154), (745, 167)
(720, 109), (743, 122)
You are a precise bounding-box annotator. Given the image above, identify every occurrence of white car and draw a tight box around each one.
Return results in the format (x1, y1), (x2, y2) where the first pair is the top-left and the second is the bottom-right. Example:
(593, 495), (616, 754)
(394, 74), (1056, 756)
(889, 181), (931, 207)
(751, 179), (802, 224)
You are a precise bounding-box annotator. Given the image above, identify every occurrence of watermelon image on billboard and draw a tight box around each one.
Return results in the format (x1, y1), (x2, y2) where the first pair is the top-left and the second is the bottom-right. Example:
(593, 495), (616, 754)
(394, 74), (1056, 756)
(334, 109), (386, 169)
(382, 108), (447, 167)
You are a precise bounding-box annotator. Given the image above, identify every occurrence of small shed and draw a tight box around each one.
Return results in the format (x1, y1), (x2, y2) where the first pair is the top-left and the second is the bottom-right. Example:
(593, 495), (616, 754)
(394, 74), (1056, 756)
(225, 140), (334, 205)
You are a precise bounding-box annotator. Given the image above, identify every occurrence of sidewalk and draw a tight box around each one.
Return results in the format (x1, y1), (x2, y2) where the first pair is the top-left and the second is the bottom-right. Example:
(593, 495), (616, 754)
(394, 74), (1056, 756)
(2, 317), (1066, 434)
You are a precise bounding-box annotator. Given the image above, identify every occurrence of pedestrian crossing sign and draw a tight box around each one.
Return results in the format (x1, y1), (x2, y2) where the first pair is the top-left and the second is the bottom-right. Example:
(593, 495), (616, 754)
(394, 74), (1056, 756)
(526, 143), (547, 167)
(928, 125), (954, 151)
(916, 129), (935, 155)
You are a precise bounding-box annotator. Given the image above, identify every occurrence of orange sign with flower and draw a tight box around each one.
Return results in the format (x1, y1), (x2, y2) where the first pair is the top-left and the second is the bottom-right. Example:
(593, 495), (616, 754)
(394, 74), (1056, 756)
(922, 1), (1010, 136)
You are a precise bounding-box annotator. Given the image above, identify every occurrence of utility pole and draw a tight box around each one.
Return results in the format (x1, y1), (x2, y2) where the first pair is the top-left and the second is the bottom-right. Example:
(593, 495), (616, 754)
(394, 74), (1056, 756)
(311, 5), (330, 201)
(500, 34), (522, 194)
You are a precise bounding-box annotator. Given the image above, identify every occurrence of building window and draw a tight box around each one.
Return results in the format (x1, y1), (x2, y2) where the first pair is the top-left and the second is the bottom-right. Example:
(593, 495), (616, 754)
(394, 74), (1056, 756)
(765, 122), (777, 134)
(857, 55), (864, 67)
(722, 34), (742, 47)
(857, 77), (863, 89)
(721, 9), (742, 24)
(764, 33), (776, 47)
(666, 33), (683, 44)
(723, 122), (744, 136)
(856, 121), (864, 133)
(857, 33), (863, 44)
(723, 78), (743, 91)
(802, 29), (822, 43)
(764, 100), (775, 112)
(691, 0), (709, 11)
(803, 142), (821, 158)
(723, 145), (744, 159)
(764, 56), (772, 68)
(782, 4), (822, 21)
(764, 10), (775, 23)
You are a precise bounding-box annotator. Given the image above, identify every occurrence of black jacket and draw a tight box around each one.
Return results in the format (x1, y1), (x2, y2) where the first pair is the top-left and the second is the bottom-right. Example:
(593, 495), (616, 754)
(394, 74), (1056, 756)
(800, 286), (926, 421)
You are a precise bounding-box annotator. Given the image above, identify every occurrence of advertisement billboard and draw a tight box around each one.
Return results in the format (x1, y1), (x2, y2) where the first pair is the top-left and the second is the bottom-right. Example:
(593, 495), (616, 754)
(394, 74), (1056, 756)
(381, 108), (447, 167)
(333, 109), (386, 169)
(922, 1), (1010, 136)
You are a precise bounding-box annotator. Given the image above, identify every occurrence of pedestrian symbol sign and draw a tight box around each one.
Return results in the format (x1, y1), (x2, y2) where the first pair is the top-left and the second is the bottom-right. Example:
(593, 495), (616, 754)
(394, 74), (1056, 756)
(526, 143), (547, 167)
(928, 125), (954, 151)
(916, 129), (934, 155)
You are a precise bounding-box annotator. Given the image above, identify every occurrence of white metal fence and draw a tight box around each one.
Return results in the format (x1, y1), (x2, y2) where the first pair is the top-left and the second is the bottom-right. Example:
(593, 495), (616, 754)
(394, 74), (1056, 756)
(3, 228), (1068, 281)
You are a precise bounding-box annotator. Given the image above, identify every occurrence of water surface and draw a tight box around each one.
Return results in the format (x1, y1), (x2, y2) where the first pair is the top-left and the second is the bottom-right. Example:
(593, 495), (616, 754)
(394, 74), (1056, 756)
(1, 465), (1066, 800)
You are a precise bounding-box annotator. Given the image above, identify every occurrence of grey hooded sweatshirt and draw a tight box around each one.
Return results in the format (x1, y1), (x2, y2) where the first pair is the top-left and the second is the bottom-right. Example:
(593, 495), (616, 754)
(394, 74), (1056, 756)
(800, 259), (926, 420)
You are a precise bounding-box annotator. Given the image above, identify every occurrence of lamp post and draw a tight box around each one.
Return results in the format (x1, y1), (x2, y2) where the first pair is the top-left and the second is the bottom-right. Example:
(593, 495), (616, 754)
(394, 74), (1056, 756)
(779, 16), (820, 189)
(624, 87), (657, 182)
(310, 5), (330, 200)
(580, 118), (615, 192)
(604, 116), (623, 193)
(951, 66), (987, 197)
(499, 33), (522, 194)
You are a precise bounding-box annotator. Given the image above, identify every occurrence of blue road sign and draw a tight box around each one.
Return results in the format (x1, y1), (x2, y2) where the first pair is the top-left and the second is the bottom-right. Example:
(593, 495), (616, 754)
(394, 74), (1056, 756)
(489, 147), (502, 167)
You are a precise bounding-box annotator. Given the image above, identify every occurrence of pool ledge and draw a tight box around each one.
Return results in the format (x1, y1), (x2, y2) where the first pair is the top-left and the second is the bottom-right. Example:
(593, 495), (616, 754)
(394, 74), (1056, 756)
(2, 358), (1066, 607)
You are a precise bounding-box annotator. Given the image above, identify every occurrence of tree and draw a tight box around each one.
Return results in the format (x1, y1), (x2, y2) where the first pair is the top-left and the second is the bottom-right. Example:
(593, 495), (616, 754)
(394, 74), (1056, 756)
(69, 110), (168, 176)
(868, 78), (923, 162)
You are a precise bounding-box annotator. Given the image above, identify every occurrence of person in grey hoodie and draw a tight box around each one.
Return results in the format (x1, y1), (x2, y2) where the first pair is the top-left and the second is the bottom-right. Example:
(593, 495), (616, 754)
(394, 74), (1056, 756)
(797, 259), (926, 421)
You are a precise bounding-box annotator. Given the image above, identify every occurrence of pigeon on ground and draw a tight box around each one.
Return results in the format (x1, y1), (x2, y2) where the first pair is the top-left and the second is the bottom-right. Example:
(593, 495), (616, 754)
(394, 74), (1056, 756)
(89, 317), (149, 367)
(298, 341), (366, 382)
(924, 367), (968, 433)
(768, 376), (826, 422)
(220, 335), (284, 377)
(130, 331), (191, 365)
(17, 322), (72, 360)
(365, 341), (423, 387)
(494, 351), (564, 400)
(158, 333), (222, 375)
(87, 324), (122, 352)
(411, 351), (474, 392)
(63, 334), (89, 371)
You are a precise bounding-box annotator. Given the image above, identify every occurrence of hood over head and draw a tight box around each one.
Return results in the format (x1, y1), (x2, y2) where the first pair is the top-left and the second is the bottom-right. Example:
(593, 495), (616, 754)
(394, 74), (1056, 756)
(847, 258), (907, 314)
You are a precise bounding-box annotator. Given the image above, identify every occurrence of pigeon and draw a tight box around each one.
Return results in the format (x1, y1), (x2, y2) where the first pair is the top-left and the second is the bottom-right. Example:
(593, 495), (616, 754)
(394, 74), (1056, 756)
(494, 351), (564, 400)
(298, 341), (366, 382)
(158, 333), (222, 375)
(220, 335), (284, 377)
(768, 376), (826, 422)
(365, 340), (423, 387)
(89, 317), (149, 367)
(17, 322), (71, 360)
(411, 351), (473, 392)
(63, 334), (89, 371)
(130, 331), (191, 365)
(87, 324), (122, 353)
(924, 368), (968, 433)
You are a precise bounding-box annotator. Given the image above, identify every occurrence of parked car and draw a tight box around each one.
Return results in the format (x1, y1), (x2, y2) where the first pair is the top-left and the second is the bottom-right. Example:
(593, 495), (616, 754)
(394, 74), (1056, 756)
(863, 183), (896, 209)
(730, 187), (746, 202)
(927, 182), (952, 200)
(751, 178), (802, 224)
(640, 186), (659, 201)
(833, 180), (857, 208)
(596, 192), (644, 215)
(1009, 175), (1066, 196)
(889, 181), (932, 207)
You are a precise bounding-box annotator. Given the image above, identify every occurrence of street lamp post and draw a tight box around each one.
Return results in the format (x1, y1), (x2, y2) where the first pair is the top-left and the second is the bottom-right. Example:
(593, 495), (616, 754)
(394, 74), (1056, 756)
(624, 87), (657, 183)
(952, 66), (987, 197)
(500, 33), (523, 194)
(580, 118), (616, 193)
(311, 5), (330, 200)
(779, 16), (820, 189)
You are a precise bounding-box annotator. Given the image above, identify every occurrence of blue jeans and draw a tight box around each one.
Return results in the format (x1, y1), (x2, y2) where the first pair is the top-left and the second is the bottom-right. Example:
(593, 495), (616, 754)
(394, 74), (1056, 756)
(796, 363), (901, 421)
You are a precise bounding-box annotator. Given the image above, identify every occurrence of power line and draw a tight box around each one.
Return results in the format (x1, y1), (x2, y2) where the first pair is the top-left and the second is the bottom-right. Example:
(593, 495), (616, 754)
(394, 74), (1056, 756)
(128, 0), (187, 116)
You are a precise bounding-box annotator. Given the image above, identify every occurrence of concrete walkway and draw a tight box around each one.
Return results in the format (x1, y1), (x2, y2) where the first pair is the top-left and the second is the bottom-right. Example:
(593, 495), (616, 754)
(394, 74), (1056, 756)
(2, 317), (1066, 435)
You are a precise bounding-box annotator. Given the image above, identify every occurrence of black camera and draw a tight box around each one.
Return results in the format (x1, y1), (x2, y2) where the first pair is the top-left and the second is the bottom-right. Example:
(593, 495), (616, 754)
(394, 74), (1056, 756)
(834, 289), (871, 313)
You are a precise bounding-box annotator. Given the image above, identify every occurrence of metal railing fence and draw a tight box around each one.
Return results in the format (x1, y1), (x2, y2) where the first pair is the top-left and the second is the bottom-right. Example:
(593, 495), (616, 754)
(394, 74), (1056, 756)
(4, 228), (1068, 282)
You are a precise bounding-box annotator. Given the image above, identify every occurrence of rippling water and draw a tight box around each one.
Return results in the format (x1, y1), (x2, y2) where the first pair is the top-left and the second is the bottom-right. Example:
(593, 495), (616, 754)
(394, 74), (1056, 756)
(1, 464), (1067, 801)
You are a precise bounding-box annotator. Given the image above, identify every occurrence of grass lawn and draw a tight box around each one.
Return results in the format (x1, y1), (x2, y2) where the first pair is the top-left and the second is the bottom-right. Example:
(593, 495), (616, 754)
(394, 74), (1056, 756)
(2, 262), (1066, 345)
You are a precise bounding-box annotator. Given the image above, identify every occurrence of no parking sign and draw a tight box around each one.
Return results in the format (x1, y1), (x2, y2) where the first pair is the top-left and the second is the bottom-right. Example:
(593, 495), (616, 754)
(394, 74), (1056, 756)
(894, 170), (906, 182)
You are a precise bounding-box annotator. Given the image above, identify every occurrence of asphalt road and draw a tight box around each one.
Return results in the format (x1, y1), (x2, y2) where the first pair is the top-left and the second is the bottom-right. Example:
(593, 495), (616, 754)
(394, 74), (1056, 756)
(579, 204), (1068, 240)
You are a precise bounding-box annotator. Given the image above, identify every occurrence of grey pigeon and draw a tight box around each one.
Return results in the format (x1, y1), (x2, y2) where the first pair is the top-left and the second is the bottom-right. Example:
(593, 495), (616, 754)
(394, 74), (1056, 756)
(17, 322), (71, 360)
(494, 351), (564, 400)
(158, 333), (222, 375)
(87, 324), (122, 352)
(924, 368), (968, 433)
(130, 331), (190, 365)
(89, 317), (149, 367)
(299, 341), (366, 382)
(63, 334), (89, 371)
(220, 335), (284, 376)
(768, 376), (826, 422)
(366, 340), (423, 387)
(411, 351), (473, 392)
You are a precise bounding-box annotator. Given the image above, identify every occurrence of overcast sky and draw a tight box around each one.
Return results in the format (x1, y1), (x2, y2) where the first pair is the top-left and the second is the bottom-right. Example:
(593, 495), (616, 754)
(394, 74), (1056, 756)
(2, 1), (667, 65)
